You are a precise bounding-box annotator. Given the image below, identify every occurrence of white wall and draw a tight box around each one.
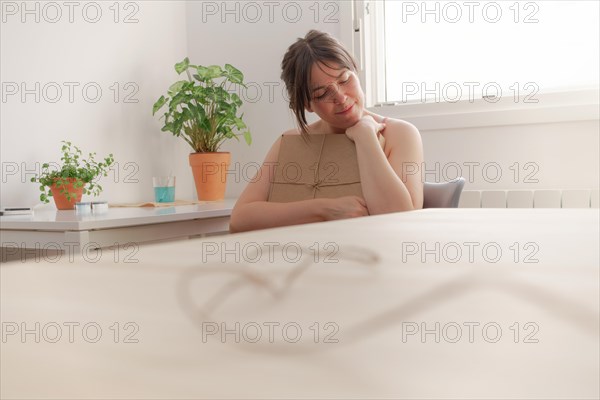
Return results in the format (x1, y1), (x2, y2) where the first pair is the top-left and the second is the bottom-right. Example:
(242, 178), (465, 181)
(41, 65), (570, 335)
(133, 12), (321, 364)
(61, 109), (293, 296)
(419, 120), (599, 191)
(1, 1), (189, 206)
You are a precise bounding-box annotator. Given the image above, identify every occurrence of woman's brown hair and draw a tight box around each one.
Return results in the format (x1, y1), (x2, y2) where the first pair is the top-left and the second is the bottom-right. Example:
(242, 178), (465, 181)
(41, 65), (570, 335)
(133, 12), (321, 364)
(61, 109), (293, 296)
(280, 30), (358, 138)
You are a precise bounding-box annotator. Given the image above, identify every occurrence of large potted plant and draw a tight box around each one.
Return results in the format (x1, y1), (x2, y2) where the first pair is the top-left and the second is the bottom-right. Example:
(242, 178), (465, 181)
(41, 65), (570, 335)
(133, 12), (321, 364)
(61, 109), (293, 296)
(31, 141), (115, 210)
(153, 58), (252, 201)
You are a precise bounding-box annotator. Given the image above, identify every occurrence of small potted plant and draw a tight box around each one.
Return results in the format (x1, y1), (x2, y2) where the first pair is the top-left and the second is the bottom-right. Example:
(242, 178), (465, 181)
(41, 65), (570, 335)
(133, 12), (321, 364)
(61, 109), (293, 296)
(153, 57), (252, 201)
(31, 141), (115, 210)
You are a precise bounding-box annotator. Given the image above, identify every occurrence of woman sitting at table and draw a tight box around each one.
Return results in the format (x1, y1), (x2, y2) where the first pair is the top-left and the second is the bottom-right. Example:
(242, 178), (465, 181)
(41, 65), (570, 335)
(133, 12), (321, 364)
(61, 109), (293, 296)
(229, 30), (423, 233)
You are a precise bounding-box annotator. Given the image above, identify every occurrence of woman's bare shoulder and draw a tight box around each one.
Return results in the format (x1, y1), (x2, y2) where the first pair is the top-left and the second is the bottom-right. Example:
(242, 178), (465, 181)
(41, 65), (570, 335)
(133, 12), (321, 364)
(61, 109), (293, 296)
(381, 118), (422, 157)
(282, 128), (302, 136)
(383, 118), (421, 143)
(282, 120), (324, 136)
(384, 117), (419, 134)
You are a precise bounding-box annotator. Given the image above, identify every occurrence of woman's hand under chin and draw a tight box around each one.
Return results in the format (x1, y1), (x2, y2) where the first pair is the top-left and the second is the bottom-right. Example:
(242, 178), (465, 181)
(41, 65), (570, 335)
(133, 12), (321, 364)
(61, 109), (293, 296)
(344, 115), (386, 142)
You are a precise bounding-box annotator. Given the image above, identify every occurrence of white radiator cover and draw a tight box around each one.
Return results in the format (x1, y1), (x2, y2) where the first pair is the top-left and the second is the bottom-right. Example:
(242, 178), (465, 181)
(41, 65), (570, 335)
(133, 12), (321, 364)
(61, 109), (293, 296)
(459, 189), (600, 208)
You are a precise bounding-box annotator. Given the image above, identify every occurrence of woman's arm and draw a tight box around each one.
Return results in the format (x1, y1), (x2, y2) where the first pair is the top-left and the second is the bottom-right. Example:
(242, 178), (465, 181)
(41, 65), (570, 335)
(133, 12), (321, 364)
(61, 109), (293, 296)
(346, 116), (424, 214)
(231, 197), (370, 233)
(229, 136), (369, 233)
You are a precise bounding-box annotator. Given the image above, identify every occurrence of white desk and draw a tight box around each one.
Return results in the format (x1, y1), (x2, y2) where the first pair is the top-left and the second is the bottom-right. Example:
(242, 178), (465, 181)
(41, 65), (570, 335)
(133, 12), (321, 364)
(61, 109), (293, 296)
(0, 199), (236, 256)
(1, 209), (598, 399)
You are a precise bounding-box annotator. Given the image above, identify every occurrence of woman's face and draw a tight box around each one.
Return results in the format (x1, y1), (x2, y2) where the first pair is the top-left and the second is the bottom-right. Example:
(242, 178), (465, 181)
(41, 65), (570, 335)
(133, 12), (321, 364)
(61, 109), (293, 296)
(306, 62), (364, 131)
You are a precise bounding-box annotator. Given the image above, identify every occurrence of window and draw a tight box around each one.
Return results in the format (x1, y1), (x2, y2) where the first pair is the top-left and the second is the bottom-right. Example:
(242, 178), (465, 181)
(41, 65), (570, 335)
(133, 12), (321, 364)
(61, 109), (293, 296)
(354, 0), (600, 107)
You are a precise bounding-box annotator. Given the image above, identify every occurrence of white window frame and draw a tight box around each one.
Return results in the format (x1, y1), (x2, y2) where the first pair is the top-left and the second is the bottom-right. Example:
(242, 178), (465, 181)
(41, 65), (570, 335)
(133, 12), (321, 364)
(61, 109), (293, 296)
(345, 0), (600, 130)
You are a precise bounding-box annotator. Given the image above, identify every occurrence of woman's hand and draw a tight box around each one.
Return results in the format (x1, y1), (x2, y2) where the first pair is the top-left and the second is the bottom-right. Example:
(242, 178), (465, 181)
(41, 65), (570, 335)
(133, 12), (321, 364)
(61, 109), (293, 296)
(345, 115), (386, 142)
(321, 196), (369, 221)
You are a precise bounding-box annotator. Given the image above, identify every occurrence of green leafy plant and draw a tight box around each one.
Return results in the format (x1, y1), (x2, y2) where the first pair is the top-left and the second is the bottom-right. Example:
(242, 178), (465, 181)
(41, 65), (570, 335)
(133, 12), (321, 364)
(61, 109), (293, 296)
(30, 141), (115, 203)
(152, 57), (252, 153)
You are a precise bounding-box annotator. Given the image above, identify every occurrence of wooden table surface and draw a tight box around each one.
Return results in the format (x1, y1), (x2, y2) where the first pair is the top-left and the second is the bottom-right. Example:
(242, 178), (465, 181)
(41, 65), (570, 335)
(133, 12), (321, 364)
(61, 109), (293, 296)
(1, 208), (598, 399)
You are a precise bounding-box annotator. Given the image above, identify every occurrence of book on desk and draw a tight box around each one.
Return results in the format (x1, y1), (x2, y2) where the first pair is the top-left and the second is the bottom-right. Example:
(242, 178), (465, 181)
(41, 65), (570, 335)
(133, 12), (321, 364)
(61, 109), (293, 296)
(0, 207), (33, 216)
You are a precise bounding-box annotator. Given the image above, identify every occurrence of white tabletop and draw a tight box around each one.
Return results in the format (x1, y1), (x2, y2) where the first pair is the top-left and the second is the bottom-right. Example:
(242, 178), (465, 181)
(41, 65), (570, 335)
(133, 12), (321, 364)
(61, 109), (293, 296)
(1, 208), (598, 399)
(0, 199), (237, 231)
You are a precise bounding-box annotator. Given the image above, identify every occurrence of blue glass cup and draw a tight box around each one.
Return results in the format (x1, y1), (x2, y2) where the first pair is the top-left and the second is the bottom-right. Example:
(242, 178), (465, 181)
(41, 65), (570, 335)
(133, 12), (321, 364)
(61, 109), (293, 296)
(153, 176), (176, 203)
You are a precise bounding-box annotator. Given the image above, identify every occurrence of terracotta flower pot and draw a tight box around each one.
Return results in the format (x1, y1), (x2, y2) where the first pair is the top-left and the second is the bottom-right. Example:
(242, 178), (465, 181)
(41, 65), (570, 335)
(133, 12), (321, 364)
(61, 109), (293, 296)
(50, 178), (84, 210)
(189, 152), (231, 201)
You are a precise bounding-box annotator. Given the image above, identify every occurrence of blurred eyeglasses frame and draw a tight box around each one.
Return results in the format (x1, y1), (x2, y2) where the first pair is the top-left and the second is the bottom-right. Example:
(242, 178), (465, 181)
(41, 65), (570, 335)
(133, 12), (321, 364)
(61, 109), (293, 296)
(311, 70), (354, 103)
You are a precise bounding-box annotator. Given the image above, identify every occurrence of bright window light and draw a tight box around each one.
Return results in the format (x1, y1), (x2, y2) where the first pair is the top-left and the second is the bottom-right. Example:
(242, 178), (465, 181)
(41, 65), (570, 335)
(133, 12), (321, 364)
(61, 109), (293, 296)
(383, 0), (600, 103)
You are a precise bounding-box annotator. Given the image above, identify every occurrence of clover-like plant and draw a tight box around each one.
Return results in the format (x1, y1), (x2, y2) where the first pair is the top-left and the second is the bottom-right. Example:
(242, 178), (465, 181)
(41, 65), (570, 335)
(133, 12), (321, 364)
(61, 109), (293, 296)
(31, 141), (115, 203)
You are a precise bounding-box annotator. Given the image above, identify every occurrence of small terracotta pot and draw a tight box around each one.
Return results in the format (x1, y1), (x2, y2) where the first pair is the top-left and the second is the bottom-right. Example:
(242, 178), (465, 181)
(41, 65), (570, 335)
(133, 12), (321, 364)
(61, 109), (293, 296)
(189, 152), (231, 201)
(50, 178), (84, 210)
